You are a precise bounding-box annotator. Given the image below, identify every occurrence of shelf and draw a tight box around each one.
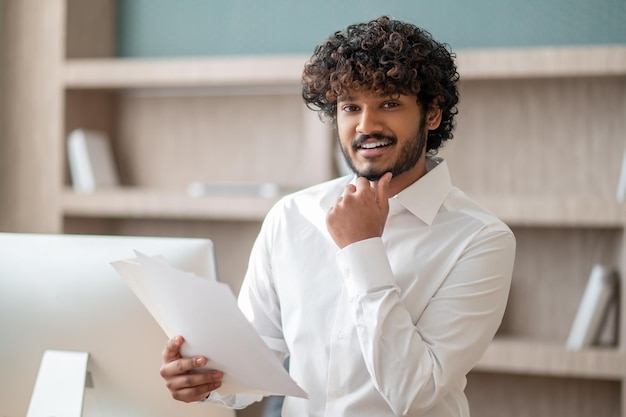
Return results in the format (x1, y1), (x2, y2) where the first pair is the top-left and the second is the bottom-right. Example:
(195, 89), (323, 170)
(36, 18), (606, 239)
(470, 194), (625, 228)
(474, 338), (625, 380)
(44, 3), (626, 417)
(62, 188), (626, 226)
(63, 54), (309, 90)
(61, 187), (279, 221)
(456, 45), (626, 80)
(63, 46), (626, 91)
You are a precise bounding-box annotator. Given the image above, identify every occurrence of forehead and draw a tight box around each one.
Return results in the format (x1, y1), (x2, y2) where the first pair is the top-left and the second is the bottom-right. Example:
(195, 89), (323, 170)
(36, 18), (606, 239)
(337, 90), (419, 103)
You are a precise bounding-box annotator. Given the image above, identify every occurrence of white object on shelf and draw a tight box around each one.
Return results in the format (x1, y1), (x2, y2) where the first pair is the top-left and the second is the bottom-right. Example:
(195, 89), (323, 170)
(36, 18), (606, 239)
(67, 129), (119, 193)
(187, 181), (281, 199)
(566, 264), (619, 350)
(616, 147), (626, 202)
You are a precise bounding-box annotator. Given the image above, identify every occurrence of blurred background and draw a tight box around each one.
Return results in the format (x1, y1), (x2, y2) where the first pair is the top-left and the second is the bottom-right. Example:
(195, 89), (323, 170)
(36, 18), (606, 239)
(0, 1), (625, 416)
(115, 0), (625, 56)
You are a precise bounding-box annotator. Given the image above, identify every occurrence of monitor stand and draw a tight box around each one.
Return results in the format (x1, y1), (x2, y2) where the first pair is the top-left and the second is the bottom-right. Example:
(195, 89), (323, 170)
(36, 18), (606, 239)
(26, 350), (90, 417)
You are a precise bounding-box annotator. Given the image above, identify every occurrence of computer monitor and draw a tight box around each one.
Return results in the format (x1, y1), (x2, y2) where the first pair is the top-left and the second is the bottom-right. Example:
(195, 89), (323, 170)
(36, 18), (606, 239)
(0, 233), (234, 417)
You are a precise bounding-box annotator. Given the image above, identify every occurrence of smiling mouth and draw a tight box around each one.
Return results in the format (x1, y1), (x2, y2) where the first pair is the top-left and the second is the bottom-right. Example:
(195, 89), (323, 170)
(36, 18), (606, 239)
(353, 134), (395, 151)
(358, 140), (391, 149)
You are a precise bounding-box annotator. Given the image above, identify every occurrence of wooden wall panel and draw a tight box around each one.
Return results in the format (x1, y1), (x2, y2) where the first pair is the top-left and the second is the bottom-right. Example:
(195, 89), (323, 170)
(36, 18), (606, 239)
(0, 0), (65, 233)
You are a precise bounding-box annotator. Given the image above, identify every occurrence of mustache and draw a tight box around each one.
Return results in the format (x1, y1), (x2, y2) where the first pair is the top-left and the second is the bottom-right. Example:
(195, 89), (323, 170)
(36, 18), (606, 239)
(352, 133), (397, 148)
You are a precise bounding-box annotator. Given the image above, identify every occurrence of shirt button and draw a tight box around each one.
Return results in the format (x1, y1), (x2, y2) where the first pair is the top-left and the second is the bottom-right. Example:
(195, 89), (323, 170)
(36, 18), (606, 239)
(335, 390), (342, 397)
(337, 332), (345, 340)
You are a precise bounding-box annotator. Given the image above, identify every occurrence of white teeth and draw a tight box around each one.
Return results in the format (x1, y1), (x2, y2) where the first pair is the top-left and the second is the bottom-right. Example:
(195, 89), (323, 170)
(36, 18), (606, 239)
(360, 141), (388, 149)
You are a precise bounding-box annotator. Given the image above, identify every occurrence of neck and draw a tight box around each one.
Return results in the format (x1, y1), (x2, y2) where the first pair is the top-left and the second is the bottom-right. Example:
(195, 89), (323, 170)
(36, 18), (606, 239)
(386, 155), (428, 197)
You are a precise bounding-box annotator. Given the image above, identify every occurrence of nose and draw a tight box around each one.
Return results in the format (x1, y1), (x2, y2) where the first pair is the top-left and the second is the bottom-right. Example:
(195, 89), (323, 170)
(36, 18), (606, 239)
(356, 107), (383, 135)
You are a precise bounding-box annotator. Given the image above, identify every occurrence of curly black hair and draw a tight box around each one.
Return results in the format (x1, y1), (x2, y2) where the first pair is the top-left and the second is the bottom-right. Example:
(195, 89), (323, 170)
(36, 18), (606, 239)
(302, 16), (460, 153)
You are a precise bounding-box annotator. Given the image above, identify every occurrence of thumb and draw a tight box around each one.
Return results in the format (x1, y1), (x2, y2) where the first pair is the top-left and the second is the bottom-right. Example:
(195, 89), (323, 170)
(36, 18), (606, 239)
(162, 335), (184, 363)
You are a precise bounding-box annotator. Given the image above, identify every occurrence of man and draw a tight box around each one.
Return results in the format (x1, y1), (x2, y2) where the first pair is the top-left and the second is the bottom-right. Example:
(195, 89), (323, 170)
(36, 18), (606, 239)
(160, 16), (515, 417)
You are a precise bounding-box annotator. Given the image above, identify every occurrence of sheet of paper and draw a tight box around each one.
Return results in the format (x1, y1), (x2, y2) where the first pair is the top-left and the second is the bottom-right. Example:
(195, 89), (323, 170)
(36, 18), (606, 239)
(111, 251), (307, 398)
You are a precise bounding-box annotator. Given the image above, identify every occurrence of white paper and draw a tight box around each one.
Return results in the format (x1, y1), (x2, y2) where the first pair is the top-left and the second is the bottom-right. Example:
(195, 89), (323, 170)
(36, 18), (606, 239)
(111, 252), (307, 398)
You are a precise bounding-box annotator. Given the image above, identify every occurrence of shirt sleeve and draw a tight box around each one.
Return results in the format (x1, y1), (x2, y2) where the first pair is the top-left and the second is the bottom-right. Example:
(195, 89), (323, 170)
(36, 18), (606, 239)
(336, 229), (515, 416)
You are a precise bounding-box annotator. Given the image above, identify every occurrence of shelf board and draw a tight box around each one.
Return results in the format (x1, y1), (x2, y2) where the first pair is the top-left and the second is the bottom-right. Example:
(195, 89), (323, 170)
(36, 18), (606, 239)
(61, 187), (279, 221)
(63, 46), (626, 90)
(469, 194), (625, 228)
(64, 54), (309, 89)
(62, 188), (625, 227)
(456, 45), (626, 80)
(474, 338), (626, 380)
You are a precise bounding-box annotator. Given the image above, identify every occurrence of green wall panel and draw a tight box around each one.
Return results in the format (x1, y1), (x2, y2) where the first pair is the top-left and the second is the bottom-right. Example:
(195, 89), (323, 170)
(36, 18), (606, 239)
(116, 0), (626, 57)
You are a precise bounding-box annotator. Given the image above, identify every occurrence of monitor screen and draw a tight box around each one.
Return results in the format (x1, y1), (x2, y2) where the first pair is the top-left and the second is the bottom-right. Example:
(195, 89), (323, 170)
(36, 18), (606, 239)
(0, 233), (234, 417)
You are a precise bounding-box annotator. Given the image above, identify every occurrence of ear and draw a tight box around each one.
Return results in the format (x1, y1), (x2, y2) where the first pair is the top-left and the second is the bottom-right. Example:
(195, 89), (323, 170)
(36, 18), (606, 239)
(425, 99), (443, 130)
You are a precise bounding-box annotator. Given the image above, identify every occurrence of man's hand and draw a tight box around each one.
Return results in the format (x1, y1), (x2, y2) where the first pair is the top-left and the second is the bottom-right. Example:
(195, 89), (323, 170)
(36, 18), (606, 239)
(326, 172), (392, 249)
(159, 335), (223, 403)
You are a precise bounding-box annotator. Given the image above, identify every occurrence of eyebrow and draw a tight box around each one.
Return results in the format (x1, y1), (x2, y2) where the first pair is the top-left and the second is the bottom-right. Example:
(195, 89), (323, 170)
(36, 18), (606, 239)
(338, 93), (392, 103)
(336, 95), (355, 103)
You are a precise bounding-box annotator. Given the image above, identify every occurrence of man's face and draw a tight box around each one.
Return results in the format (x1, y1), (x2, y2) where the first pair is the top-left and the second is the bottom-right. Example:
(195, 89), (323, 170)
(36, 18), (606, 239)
(336, 90), (430, 189)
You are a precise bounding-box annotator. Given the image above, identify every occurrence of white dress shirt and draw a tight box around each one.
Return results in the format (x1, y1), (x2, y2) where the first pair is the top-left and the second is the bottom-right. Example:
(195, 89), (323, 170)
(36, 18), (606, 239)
(210, 157), (515, 416)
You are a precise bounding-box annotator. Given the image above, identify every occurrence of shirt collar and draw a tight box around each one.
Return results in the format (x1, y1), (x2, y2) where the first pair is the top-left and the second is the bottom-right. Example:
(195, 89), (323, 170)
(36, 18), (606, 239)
(393, 156), (452, 225)
(321, 157), (452, 225)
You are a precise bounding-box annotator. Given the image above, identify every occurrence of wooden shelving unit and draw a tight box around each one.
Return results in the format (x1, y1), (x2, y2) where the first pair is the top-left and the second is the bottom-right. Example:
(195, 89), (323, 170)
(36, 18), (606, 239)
(1, 1), (624, 416)
(62, 47), (626, 415)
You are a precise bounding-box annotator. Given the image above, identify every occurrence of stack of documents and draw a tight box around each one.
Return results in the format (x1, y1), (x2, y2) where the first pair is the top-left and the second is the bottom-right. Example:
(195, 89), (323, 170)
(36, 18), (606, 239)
(112, 252), (307, 398)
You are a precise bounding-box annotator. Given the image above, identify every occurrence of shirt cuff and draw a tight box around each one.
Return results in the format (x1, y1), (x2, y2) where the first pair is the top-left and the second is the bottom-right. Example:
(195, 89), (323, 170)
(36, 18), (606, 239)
(200, 390), (262, 410)
(336, 237), (396, 297)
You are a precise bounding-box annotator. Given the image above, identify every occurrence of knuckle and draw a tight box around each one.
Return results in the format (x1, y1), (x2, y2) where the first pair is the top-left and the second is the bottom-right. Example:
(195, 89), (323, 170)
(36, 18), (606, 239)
(175, 359), (186, 372)
(164, 379), (175, 390)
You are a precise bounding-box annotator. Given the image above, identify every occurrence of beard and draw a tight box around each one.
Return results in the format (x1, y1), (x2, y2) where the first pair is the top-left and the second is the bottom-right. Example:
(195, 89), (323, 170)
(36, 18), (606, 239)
(339, 118), (428, 182)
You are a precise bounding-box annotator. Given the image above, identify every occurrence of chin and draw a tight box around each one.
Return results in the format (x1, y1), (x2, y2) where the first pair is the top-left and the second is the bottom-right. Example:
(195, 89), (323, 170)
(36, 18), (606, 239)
(356, 168), (386, 182)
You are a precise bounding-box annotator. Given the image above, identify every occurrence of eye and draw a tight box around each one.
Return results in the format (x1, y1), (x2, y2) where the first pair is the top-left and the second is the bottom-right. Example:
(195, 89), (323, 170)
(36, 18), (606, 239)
(341, 104), (360, 113)
(382, 101), (400, 109)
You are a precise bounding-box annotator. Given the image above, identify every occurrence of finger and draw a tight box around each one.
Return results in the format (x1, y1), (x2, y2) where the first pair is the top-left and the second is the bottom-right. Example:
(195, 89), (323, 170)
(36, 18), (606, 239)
(166, 369), (224, 391)
(162, 335), (184, 363)
(171, 379), (223, 403)
(160, 355), (208, 378)
(354, 176), (370, 191)
(167, 371), (224, 403)
(343, 183), (357, 196)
